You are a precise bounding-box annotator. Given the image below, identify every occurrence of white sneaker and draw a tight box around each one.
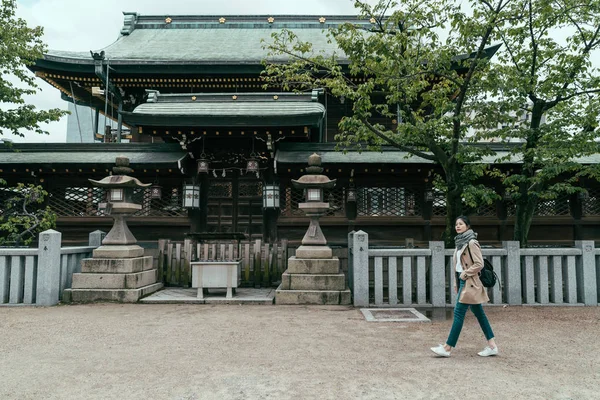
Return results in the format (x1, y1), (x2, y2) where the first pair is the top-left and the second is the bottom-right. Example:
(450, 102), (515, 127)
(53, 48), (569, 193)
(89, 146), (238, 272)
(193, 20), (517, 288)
(430, 344), (451, 357)
(478, 346), (498, 357)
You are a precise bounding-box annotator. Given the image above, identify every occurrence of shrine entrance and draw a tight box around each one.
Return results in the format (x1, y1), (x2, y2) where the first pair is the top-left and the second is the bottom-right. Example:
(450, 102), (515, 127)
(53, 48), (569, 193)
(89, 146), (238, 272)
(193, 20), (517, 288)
(205, 176), (263, 238)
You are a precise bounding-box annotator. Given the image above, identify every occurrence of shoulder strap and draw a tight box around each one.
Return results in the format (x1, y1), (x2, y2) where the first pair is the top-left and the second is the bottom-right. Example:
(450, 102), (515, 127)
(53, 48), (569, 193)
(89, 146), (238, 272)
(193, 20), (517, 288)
(465, 241), (475, 264)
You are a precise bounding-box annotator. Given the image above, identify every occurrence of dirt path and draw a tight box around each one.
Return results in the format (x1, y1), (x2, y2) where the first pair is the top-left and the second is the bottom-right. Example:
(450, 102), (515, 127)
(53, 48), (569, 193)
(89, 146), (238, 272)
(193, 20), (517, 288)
(0, 304), (598, 399)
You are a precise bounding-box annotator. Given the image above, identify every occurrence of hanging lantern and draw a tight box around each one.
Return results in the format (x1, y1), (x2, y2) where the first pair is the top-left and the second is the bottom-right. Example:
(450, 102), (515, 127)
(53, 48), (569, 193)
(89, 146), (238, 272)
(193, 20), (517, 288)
(347, 186), (357, 202)
(150, 184), (162, 199)
(182, 183), (200, 208)
(246, 156), (259, 173)
(263, 184), (280, 208)
(197, 157), (209, 174)
(425, 189), (435, 202)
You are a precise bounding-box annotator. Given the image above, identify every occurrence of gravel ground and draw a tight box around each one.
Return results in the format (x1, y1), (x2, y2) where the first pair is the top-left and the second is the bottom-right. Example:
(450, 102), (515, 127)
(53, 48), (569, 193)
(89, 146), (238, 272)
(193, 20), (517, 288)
(0, 304), (598, 400)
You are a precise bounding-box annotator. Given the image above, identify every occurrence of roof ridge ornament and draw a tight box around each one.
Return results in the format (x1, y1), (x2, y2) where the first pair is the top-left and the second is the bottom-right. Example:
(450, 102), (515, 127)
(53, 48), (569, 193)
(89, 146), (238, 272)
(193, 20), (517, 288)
(121, 12), (138, 36)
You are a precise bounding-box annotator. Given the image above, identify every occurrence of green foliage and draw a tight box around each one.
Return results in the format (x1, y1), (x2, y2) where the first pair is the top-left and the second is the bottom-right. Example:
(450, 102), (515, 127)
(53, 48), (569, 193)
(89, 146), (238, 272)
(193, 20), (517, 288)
(0, 0), (68, 138)
(263, 0), (510, 243)
(0, 183), (56, 246)
(479, 0), (600, 245)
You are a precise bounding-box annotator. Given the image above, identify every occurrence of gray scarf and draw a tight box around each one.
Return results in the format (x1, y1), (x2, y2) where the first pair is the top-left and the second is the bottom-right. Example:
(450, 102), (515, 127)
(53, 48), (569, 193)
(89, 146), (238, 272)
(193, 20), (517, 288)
(454, 229), (477, 249)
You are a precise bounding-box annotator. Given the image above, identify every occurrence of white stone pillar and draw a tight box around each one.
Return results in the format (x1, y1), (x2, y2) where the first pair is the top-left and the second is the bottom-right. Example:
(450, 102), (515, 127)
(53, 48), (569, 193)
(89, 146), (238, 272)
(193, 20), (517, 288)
(429, 241), (445, 307)
(503, 241), (522, 305)
(575, 241), (597, 305)
(36, 230), (62, 306)
(89, 230), (106, 247)
(351, 230), (369, 307)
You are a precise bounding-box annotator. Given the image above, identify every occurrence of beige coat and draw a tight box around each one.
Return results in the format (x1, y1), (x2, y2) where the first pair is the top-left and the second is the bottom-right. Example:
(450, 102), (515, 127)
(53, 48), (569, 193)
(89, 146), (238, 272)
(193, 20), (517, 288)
(452, 239), (489, 304)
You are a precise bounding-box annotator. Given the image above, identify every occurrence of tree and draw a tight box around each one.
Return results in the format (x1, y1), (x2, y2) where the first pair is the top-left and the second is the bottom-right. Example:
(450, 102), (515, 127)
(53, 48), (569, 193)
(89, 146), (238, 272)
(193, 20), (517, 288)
(0, 0), (63, 243)
(0, 0), (67, 138)
(263, 0), (511, 244)
(481, 0), (600, 246)
(0, 184), (56, 246)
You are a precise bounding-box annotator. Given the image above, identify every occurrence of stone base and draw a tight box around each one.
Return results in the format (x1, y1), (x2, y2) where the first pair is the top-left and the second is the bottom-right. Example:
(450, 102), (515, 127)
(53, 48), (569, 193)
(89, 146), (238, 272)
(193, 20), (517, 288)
(72, 269), (157, 290)
(81, 256), (153, 274)
(63, 283), (163, 303)
(93, 245), (144, 259)
(287, 256), (340, 274)
(295, 245), (332, 259)
(275, 284), (351, 305)
(280, 270), (346, 291)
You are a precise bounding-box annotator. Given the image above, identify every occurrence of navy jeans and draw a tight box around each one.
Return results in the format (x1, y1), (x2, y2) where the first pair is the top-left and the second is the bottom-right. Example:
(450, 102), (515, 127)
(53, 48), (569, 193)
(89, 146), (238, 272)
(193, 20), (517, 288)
(446, 274), (495, 348)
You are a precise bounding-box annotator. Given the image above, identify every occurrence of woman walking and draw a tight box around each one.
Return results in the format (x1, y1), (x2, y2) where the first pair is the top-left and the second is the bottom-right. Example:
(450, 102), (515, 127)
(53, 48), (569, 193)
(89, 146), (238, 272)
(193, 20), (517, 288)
(431, 216), (498, 357)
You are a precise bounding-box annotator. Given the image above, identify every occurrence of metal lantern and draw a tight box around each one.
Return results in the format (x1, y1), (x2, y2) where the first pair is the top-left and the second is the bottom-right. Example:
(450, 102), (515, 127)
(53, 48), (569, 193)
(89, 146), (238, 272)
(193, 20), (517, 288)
(347, 186), (357, 202)
(197, 156), (209, 174)
(150, 184), (162, 199)
(246, 156), (259, 173)
(182, 184), (200, 208)
(425, 189), (435, 202)
(263, 184), (280, 208)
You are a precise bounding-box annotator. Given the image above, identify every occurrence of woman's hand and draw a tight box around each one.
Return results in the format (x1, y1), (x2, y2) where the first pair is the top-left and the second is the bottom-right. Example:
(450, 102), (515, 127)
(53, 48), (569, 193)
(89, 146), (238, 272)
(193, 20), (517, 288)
(454, 285), (458, 294)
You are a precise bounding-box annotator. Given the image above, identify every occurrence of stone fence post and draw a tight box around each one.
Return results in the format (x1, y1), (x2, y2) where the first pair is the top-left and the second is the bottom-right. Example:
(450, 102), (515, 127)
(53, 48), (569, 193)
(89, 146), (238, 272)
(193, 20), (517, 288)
(351, 230), (369, 307)
(575, 241), (597, 305)
(503, 241), (522, 305)
(36, 229), (62, 306)
(429, 242), (445, 307)
(89, 230), (106, 247)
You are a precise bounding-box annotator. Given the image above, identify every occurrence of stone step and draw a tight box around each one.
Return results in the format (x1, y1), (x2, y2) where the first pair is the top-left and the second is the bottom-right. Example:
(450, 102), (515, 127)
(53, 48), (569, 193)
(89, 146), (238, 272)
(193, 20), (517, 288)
(63, 283), (163, 303)
(93, 245), (144, 259)
(287, 256), (340, 274)
(81, 256), (153, 274)
(280, 270), (346, 291)
(275, 284), (351, 305)
(72, 269), (157, 290)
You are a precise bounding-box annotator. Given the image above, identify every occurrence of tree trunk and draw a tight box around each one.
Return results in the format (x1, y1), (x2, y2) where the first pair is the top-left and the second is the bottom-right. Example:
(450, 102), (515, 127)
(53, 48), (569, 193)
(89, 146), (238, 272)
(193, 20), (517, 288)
(443, 164), (464, 247)
(513, 101), (545, 246)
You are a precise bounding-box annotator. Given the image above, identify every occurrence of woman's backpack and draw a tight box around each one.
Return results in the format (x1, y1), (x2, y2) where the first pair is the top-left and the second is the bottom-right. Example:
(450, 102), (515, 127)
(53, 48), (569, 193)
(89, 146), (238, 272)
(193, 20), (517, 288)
(466, 245), (499, 288)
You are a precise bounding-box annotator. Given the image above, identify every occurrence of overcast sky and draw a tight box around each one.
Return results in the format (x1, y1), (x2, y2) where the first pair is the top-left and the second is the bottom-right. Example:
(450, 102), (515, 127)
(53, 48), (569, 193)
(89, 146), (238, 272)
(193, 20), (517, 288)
(11, 0), (363, 142)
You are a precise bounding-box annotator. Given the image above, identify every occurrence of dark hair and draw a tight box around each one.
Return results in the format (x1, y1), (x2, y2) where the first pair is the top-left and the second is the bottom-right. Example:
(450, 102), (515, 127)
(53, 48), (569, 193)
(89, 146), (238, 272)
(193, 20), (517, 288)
(455, 215), (471, 228)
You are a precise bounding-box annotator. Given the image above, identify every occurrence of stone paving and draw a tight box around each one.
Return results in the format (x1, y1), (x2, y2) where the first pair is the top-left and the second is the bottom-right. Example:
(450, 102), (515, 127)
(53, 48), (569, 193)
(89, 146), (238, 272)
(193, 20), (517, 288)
(140, 287), (275, 304)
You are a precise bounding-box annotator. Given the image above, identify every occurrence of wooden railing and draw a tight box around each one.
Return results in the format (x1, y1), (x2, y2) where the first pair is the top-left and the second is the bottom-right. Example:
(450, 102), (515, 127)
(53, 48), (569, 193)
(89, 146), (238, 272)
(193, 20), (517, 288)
(157, 239), (288, 288)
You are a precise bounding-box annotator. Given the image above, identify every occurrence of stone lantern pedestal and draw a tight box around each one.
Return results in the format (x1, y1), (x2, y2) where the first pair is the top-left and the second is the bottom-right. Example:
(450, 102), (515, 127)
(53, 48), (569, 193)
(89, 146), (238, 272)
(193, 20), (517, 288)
(63, 157), (163, 303)
(275, 154), (351, 305)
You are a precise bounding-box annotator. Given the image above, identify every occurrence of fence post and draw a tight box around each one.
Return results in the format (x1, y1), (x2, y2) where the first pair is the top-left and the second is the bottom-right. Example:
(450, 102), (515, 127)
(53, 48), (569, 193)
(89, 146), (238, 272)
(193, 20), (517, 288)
(89, 230), (106, 247)
(575, 241), (597, 305)
(429, 241), (445, 307)
(36, 229), (62, 306)
(352, 230), (369, 307)
(503, 241), (522, 305)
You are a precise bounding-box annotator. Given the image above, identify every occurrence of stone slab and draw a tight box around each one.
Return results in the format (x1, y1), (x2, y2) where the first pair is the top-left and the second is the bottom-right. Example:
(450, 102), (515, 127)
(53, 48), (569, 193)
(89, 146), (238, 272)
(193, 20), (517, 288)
(294, 245), (332, 259)
(71, 269), (157, 290)
(275, 284), (352, 305)
(64, 283), (163, 303)
(81, 256), (153, 274)
(93, 245), (144, 259)
(287, 257), (340, 274)
(280, 271), (346, 291)
(140, 287), (275, 305)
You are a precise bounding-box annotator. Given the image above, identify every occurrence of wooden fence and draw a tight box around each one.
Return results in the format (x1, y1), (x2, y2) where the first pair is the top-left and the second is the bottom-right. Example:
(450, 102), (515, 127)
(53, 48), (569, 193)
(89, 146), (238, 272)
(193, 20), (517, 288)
(157, 239), (289, 288)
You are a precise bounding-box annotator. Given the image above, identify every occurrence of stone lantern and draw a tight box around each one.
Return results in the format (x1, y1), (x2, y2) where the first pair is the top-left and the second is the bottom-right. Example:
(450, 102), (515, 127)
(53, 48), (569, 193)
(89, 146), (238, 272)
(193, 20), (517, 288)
(64, 156), (163, 303)
(88, 156), (151, 254)
(275, 153), (350, 305)
(291, 153), (336, 250)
